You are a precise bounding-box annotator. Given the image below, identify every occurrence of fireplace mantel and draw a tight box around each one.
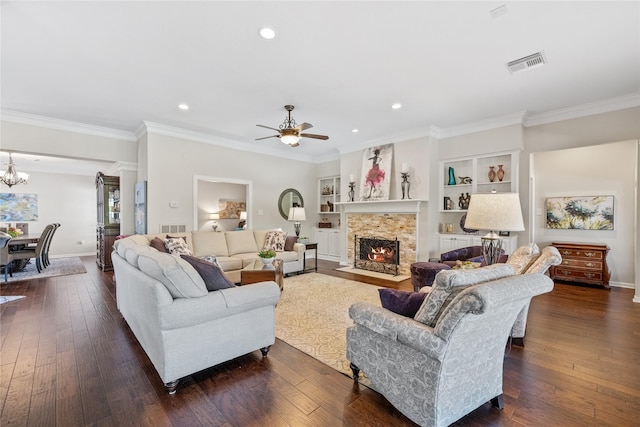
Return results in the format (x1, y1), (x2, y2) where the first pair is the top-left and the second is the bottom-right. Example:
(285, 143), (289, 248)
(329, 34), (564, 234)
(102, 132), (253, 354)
(336, 199), (426, 214)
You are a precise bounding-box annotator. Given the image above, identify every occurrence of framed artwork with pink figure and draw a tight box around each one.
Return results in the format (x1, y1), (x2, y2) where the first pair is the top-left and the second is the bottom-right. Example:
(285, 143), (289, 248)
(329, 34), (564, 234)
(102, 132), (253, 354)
(359, 144), (393, 201)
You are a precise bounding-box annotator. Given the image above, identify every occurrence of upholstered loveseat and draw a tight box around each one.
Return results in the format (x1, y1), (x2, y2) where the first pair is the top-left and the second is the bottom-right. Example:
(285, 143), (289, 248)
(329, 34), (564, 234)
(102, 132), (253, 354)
(347, 265), (554, 427)
(112, 235), (281, 393)
(132, 229), (305, 283)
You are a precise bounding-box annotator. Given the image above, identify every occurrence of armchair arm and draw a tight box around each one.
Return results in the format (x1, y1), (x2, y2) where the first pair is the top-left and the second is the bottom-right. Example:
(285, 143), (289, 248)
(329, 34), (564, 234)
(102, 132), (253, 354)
(349, 302), (447, 360)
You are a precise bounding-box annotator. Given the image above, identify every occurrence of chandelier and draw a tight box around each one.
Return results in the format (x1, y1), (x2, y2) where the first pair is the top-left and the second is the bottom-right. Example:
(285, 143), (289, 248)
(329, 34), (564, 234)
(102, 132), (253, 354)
(1, 154), (29, 188)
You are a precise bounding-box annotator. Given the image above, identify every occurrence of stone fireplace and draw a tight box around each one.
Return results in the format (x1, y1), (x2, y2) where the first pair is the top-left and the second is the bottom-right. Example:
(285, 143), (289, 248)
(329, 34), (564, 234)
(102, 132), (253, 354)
(339, 200), (426, 276)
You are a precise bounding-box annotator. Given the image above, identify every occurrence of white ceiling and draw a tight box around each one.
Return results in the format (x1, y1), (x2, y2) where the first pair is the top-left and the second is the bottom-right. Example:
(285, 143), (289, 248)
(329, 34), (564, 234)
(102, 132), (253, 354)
(1, 1), (639, 165)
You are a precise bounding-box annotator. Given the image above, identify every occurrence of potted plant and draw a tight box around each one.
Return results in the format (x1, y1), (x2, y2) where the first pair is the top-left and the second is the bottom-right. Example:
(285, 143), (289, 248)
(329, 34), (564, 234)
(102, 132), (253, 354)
(258, 248), (276, 266)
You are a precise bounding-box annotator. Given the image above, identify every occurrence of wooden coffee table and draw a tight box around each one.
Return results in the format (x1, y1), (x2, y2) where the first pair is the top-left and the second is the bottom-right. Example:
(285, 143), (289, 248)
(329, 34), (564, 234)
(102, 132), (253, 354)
(240, 259), (284, 291)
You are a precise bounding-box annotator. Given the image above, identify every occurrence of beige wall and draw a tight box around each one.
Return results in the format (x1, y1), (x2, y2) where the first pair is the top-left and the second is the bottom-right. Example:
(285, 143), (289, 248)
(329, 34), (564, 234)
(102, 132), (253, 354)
(142, 131), (317, 237)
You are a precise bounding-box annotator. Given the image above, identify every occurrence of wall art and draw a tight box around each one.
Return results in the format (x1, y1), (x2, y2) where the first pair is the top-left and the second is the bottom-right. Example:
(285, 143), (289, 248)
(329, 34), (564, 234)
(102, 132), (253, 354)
(134, 181), (147, 234)
(218, 200), (246, 219)
(545, 195), (614, 230)
(359, 143), (393, 201)
(0, 193), (38, 221)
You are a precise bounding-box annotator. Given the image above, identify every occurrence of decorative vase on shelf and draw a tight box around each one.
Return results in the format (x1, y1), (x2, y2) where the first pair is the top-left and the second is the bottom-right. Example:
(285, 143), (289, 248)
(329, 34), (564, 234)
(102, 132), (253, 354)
(497, 165), (505, 182)
(488, 166), (496, 182)
(448, 167), (456, 185)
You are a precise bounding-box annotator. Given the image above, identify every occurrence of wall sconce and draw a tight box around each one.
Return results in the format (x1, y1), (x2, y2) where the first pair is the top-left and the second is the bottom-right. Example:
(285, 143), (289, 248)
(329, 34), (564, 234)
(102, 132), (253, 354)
(400, 163), (411, 200)
(209, 213), (219, 232)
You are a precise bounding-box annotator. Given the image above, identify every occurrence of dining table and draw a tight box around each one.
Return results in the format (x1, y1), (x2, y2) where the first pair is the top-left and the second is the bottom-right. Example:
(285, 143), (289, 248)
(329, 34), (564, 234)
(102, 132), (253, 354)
(1, 233), (41, 273)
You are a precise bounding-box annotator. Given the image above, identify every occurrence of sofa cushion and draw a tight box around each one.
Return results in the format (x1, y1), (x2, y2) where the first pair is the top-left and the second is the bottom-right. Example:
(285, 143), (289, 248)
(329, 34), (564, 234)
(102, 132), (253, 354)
(192, 231), (229, 257)
(225, 230), (259, 256)
(180, 255), (236, 291)
(165, 237), (194, 256)
(125, 245), (156, 268)
(214, 256), (243, 272)
(414, 263), (514, 327)
(263, 230), (286, 251)
(150, 237), (168, 253)
(115, 234), (149, 258)
(507, 243), (540, 274)
(379, 289), (428, 317)
(284, 235), (297, 251)
(137, 251), (207, 298)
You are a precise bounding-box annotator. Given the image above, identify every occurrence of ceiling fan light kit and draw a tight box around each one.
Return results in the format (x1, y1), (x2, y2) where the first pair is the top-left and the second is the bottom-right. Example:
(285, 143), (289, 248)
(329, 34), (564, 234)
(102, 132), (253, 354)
(256, 105), (329, 147)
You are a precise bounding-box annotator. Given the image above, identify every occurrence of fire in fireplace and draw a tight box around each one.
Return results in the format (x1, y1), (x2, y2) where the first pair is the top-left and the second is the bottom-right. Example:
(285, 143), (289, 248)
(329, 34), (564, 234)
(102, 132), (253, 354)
(355, 236), (400, 275)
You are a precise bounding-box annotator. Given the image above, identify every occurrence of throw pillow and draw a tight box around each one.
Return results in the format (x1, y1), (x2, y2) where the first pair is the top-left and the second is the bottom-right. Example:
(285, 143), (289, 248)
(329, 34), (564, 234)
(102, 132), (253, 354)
(164, 237), (193, 256)
(284, 235), (297, 251)
(414, 264), (515, 327)
(150, 237), (168, 253)
(264, 230), (286, 252)
(379, 289), (428, 317)
(506, 243), (540, 274)
(180, 255), (236, 291)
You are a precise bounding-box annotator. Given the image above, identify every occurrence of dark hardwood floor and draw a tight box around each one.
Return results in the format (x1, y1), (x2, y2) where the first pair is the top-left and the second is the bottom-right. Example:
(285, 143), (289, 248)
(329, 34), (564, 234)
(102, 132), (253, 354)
(1, 257), (639, 426)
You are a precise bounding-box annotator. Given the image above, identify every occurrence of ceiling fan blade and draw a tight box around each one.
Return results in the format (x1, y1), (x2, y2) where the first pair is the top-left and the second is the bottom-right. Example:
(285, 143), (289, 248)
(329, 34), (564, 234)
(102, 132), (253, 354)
(300, 133), (329, 140)
(296, 122), (313, 131)
(256, 124), (281, 132)
(255, 135), (279, 140)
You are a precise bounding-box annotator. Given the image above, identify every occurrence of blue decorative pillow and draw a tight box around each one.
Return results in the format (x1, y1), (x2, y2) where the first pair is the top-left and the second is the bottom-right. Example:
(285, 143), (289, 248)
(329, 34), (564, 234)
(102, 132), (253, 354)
(378, 289), (428, 317)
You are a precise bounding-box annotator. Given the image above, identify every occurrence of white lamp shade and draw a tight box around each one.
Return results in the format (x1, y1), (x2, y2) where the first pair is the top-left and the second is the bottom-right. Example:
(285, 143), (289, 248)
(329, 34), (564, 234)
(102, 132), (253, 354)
(464, 192), (525, 232)
(287, 207), (306, 221)
(209, 213), (219, 220)
(239, 211), (247, 220)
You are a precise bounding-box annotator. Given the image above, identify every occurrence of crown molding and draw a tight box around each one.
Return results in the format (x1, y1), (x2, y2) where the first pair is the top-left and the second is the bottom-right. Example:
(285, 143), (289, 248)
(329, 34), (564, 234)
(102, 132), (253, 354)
(524, 93), (640, 127)
(140, 121), (317, 163)
(0, 110), (137, 142)
(437, 111), (527, 139)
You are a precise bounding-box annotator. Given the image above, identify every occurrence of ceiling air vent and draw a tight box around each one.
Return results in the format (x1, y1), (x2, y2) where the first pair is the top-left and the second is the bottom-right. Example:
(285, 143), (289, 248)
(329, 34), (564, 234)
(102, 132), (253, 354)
(507, 51), (546, 74)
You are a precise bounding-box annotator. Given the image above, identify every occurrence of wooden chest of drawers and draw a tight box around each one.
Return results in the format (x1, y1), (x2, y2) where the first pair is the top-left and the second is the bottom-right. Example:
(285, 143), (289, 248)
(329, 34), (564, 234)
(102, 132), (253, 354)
(549, 242), (610, 289)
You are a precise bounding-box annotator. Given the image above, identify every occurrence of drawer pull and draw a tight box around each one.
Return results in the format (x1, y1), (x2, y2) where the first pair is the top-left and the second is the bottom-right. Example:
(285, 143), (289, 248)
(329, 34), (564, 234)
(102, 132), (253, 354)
(584, 251), (596, 257)
(561, 250), (572, 256)
(585, 262), (595, 268)
(559, 270), (572, 275)
(563, 261), (572, 265)
(584, 273), (595, 278)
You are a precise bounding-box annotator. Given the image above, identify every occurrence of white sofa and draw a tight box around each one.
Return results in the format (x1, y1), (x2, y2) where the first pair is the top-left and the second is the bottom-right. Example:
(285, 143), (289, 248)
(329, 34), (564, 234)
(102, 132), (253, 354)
(140, 229), (305, 283)
(112, 235), (281, 393)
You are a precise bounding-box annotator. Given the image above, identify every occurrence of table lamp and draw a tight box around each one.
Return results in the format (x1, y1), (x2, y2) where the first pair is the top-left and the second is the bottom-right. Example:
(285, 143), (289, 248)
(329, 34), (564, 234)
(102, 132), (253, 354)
(287, 207), (306, 238)
(239, 211), (247, 229)
(209, 213), (219, 232)
(463, 191), (524, 265)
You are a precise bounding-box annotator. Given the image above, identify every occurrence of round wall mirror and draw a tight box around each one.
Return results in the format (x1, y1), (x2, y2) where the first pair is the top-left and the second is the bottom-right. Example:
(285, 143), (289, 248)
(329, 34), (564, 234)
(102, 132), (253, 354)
(278, 188), (304, 220)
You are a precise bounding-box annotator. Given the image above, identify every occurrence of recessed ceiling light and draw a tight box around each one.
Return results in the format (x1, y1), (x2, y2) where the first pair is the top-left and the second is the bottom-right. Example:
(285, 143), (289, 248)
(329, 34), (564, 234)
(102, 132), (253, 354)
(178, 104), (189, 110)
(391, 103), (402, 110)
(352, 128), (359, 133)
(258, 27), (276, 40)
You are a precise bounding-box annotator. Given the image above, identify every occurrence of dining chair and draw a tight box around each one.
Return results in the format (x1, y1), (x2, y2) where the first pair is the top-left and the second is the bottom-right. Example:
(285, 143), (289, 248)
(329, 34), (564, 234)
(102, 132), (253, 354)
(4, 224), (54, 282)
(41, 223), (61, 268)
(0, 232), (12, 277)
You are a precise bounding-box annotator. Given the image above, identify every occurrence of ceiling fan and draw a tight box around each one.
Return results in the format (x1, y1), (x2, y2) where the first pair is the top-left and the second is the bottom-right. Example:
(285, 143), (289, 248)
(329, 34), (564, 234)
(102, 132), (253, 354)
(256, 105), (329, 147)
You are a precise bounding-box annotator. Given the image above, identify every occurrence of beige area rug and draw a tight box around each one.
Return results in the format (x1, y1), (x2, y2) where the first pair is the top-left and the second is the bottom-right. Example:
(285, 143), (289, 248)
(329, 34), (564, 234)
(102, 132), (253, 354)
(276, 273), (382, 377)
(3, 257), (87, 283)
(335, 266), (410, 282)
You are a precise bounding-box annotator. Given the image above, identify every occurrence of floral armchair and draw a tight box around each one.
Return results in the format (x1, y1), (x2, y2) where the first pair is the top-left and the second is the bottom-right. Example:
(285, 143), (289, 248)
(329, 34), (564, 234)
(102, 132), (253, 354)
(347, 265), (554, 427)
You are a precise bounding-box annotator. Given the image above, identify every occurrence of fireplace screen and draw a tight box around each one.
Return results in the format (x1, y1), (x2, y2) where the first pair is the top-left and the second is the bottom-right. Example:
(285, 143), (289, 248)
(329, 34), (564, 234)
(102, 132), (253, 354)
(354, 235), (400, 276)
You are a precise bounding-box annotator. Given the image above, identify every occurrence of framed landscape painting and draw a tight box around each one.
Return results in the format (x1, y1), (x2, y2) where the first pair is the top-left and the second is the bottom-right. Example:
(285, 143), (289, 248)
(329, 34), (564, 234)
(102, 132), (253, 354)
(545, 195), (614, 230)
